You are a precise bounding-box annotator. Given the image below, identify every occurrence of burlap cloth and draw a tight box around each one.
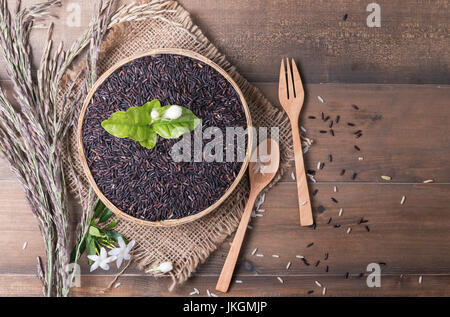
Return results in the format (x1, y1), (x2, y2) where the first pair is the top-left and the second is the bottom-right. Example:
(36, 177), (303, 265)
(64, 0), (308, 288)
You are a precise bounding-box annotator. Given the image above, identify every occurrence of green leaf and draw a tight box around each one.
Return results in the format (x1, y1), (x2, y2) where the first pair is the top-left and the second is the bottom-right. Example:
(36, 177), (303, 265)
(101, 99), (161, 148)
(86, 235), (98, 264)
(93, 200), (106, 220)
(88, 226), (103, 237)
(138, 129), (157, 149)
(105, 218), (119, 230)
(98, 208), (113, 223)
(101, 99), (200, 149)
(153, 106), (201, 139)
(105, 230), (126, 244)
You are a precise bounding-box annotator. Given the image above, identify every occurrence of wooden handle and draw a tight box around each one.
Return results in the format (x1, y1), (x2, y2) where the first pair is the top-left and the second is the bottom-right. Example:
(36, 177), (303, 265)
(291, 120), (314, 226)
(216, 192), (258, 292)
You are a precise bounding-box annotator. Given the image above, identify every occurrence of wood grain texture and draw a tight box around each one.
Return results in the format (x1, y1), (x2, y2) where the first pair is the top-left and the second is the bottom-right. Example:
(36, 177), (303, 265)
(179, 0), (450, 84)
(252, 83), (450, 183)
(1, 0), (449, 297)
(1, 274), (449, 297)
(1, 1), (449, 84)
(3, 182), (450, 276)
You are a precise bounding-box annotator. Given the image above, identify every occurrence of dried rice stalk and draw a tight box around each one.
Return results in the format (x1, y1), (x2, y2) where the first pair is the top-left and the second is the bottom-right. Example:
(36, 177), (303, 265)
(0, 0), (178, 297)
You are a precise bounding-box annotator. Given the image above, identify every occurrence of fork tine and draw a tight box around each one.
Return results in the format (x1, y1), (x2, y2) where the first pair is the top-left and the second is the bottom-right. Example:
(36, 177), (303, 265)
(286, 57), (294, 99)
(291, 58), (304, 98)
(278, 58), (287, 101)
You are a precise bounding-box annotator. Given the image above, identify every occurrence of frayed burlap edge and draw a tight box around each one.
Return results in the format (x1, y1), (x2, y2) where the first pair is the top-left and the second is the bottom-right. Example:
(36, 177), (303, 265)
(62, 0), (312, 290)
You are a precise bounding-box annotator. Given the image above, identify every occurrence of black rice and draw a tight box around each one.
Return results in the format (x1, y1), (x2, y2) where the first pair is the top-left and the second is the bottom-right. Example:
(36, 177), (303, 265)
(82, 54), (247, 221)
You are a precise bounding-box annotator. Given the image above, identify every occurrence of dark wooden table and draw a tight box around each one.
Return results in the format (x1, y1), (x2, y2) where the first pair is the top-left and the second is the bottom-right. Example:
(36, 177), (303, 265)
(0, 0), (449, 296)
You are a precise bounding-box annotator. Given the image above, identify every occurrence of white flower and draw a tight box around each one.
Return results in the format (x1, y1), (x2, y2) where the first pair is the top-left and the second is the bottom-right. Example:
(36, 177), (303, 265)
(157, 261), (173, 273)
(146, 261), (173, 274)
(151, 108), (160, 120)
(108, 236), (135, 268)
(87, 247), (116, 272)
(163, 105), (182, 120)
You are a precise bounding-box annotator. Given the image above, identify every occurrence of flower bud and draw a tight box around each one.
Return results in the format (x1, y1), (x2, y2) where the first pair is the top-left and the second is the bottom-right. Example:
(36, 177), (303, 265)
(157, 261), (173, 273)
(163, 105), (182, 120)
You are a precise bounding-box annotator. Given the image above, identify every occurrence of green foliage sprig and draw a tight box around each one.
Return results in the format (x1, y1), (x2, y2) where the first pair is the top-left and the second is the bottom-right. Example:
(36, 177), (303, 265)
(70, 200), (125, 264)
(101, 99), (201, 149)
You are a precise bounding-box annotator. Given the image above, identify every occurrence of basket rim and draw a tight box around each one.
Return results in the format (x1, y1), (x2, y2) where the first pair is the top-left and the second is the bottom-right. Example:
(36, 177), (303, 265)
(77, 48), (253, 227)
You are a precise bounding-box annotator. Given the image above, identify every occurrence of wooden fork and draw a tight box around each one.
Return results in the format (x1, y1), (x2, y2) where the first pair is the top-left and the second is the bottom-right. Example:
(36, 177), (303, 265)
(278, 58), (313, 226)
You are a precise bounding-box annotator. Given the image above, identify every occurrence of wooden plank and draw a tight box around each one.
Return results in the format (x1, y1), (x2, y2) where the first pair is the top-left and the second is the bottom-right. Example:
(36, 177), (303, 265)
(251, 83), (450, 183)
(2, 183), (449, 277)
(1, 83), (448, 183)
(1, 1), (449, 84)
(1, 274), (449, 296)
(179, 0), (450, 84)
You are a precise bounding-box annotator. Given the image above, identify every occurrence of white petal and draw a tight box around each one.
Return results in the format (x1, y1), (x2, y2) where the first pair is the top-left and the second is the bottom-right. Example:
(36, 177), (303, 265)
(117, 236), (126, 249)
(123, 254), (131, 261)
(109, 248), (121, 256)
(90, 261), (99, 272)
(126, 240), (136, 252)
(106, 255), (117, 263)
(87, 255), (99, 261)
(99, 262), (110, 271)
(100, 247), (107, 259)
(116, 256), (123, 269)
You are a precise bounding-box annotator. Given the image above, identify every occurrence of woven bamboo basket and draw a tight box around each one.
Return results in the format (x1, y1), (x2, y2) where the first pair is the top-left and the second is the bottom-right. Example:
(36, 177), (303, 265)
(77, 48), (253, 227)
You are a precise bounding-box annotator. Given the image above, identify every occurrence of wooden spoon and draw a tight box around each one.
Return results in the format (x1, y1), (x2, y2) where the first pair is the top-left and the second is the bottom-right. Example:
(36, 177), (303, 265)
(216, 138), (280, 293)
